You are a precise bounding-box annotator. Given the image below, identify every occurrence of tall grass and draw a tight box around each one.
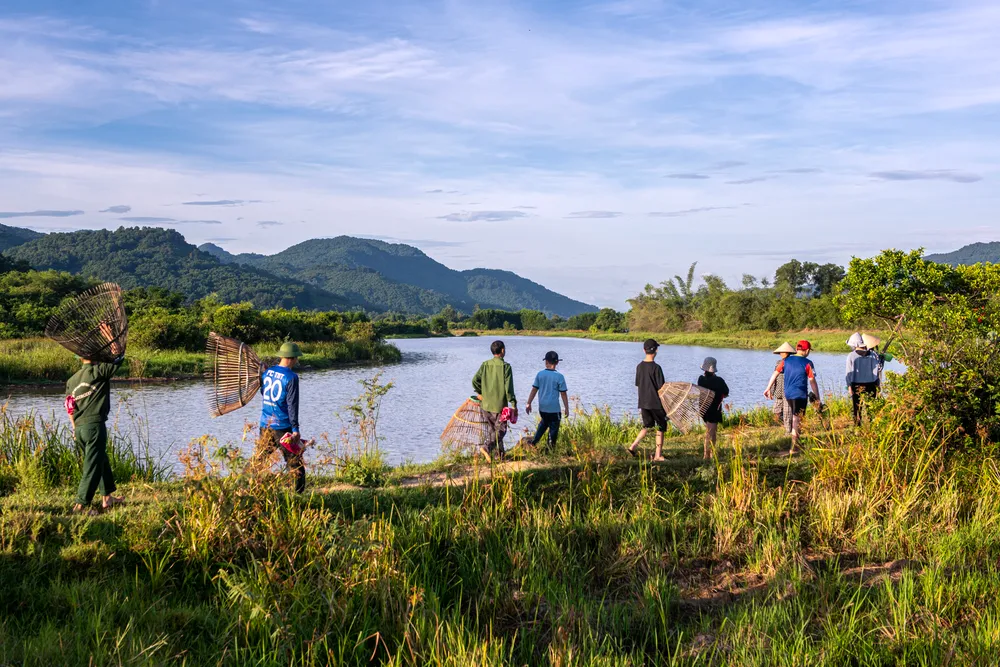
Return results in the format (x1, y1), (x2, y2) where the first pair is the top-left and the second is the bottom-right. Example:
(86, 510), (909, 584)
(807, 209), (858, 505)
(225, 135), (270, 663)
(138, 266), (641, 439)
(0, 404), (167, 494)
(5, 387), (1000, 664)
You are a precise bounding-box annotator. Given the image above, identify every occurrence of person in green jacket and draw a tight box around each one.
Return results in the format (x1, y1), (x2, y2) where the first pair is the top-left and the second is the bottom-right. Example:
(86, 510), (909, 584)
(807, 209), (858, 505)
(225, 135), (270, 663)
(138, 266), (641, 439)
(67, 323), (125, 514)
(472, 340), (518, 461)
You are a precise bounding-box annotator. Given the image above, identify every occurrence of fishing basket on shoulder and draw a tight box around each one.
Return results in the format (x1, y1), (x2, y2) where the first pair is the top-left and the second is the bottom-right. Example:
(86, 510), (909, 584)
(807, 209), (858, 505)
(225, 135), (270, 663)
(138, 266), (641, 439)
(658, 382), (715, 434)
(440, 397), (495, 454)
(44, 282), (128, 363)
(206, 332), (267, 417)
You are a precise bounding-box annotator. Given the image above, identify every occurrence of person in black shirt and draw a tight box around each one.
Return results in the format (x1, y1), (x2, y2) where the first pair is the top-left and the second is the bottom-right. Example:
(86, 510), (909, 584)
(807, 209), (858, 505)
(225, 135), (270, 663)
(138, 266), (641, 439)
(627, 339), (668, 461)
(697, 357), (729, 460)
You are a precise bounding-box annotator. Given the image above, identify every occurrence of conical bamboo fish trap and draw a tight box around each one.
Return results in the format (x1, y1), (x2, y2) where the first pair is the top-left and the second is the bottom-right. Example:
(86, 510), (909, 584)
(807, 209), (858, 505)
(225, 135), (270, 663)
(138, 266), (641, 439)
(206, 332), (266, 417)
(45, 282), (128, 363)
(440, 397), (495, 453)
(658, 382), (715, 434)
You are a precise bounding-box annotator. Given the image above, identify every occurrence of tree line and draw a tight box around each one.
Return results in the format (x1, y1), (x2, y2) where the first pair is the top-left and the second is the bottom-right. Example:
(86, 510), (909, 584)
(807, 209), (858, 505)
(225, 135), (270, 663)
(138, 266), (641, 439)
(388, 259), (848, 334)
(0, 269), (381, 349)
(1, 258), (848, 348)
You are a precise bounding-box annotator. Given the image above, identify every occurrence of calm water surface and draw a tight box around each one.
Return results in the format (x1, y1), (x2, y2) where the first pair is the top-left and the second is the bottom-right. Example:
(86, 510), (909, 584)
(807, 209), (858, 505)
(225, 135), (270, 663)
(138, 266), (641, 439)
(3, 337), (902, 470)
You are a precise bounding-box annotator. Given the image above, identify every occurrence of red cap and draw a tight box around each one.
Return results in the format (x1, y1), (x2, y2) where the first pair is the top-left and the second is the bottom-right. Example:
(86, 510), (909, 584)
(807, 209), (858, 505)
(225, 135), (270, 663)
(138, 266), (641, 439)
(796, 340), (811, 351)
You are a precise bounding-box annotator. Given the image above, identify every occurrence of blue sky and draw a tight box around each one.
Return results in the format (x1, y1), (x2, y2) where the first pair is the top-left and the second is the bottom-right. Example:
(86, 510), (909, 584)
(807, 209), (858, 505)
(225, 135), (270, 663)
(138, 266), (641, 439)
(1, 0), (997, 307)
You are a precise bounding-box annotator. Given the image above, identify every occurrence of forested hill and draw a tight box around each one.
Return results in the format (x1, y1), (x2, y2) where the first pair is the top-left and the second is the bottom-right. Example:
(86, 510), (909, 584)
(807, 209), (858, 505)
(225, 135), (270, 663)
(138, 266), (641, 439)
(0, 224), (43, 252)
(6, 227), (352, 310)
(197, 236), (597, 317)
(925, 242), (1000, 266)
(0, 225), (594, 315)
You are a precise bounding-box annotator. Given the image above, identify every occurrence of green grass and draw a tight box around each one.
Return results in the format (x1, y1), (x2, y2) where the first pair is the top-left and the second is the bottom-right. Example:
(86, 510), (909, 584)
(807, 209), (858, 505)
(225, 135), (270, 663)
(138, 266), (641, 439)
(460, 328), (873, 352)
(3, 396), (999, 665)
(0, 338), (401, 384)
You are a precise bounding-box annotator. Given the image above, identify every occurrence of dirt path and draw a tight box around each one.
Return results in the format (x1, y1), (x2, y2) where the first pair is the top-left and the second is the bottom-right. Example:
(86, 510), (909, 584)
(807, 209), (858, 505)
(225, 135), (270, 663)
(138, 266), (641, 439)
(395, 459), (558, 488)
(312, 458), (562, 494)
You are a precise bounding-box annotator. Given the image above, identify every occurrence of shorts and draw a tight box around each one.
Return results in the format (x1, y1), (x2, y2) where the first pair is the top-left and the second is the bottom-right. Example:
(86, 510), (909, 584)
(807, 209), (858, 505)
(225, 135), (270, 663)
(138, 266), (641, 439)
(703, 408), (723, 424)
(640, 408), (668, 432)
(785, 398), (808, 416)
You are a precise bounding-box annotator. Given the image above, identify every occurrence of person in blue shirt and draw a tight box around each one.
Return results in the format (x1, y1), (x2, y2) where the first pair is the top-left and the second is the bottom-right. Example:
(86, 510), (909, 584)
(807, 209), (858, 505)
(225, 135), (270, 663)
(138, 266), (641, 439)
(524, 351), (569, 449)
(258, 341), (306, 492)
(764, 339), (821, 455)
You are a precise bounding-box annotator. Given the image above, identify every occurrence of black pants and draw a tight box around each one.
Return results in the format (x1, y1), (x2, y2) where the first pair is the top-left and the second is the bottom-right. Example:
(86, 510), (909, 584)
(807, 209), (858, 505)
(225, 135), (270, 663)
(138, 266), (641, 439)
(259, 428), (306, 493)
(851, 382), (879, 425)
(532, 412), (561, 448)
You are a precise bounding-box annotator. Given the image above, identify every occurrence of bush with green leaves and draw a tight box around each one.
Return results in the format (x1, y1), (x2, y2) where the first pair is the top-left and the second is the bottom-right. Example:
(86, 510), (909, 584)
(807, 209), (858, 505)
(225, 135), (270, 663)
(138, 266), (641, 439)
(839, 248), (1000, 441)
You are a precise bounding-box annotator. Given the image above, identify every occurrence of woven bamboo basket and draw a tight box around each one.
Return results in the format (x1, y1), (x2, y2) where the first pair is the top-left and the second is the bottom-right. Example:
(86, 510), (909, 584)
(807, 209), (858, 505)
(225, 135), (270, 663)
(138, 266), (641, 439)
(45, 282), (128, 363)
(206, 332), (267, 417)
(658, 382), (715, 434)
(440, 397), (495, 454)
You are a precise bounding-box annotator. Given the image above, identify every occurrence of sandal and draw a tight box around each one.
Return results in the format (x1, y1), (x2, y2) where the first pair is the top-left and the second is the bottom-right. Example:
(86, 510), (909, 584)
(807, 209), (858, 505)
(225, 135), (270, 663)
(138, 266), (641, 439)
(625, 446), (638, 459)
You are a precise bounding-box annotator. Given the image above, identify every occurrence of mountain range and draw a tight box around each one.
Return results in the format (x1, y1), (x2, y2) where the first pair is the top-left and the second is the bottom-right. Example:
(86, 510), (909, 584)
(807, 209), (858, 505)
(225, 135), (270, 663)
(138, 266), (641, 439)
(1, 225), (596, 316)
(925, 242), (1000, 267)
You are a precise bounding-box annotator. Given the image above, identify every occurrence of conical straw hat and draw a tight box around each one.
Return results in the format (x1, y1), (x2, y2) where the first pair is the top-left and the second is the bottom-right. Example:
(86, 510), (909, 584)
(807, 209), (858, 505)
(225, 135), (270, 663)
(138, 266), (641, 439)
(861, 333), (882, 348)
(773, 342), (795, 354)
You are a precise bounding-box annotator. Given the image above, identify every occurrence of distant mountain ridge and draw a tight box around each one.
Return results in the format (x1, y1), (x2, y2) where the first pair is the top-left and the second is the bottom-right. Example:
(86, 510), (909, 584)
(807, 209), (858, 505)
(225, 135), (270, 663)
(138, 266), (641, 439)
(6, 227), (350, 310)
(925, 242), (1000, 267)
(0, 225), (596, 316)
(0, 223), (43, 252)
(198, 236), (597, 316)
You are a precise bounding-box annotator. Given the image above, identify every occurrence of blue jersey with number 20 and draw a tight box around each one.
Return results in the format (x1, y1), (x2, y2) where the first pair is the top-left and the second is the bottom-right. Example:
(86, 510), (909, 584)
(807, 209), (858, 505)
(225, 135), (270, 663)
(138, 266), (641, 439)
(259, 365), (300, 433)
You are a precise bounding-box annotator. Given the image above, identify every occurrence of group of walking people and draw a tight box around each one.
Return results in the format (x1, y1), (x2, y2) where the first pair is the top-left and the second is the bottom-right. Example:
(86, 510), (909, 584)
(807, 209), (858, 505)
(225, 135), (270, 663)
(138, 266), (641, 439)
(470, 331), (890, 463)
(470, 337), (732, 462)
(64, 330), (890, 510)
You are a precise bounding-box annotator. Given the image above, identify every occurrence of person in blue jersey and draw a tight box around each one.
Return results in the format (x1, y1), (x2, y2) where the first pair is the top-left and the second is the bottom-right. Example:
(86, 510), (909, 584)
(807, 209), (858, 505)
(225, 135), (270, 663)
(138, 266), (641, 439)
(525, 351), (569, 450)
(258, 342), (306, 492)
(764, 339), (821, 455)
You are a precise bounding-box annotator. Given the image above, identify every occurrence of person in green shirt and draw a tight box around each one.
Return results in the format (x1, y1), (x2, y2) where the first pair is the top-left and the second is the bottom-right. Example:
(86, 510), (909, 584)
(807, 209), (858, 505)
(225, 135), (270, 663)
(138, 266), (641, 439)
(67, 323), (125, 514)
(472, 340), (517, 461)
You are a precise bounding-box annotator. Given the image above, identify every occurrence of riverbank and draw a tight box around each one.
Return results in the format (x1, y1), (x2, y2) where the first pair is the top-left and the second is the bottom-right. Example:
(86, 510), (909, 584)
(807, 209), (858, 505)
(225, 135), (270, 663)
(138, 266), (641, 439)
(0, 338), (401, 385)
(2, 399), (996, 664)
(455, 328), (872, 352)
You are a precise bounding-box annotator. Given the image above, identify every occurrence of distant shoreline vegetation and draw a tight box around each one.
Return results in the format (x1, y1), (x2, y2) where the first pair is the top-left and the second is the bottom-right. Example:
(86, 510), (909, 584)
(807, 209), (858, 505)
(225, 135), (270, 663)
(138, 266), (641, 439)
(1, 254), (864, 382)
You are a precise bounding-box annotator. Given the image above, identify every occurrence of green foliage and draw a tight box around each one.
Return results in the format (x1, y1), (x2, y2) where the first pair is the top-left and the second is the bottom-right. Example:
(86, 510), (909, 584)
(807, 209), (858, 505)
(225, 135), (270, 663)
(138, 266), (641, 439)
(774, 259), (845, 297)
(591, 307), (627, 333)
(565, 311), (599, 330)
(0, 223), (43, 252)
(7, 226), (350, 310)
(0, 269), (96, 338)
(518, 308), (551, 331)
(629, 258), (846, 333)
(469, 308), (523, 330)
(6, 227), (597, 318)
(207, 235), (598, 316)
(840, 249), (1000, 440)
(331, 374), (393, 488)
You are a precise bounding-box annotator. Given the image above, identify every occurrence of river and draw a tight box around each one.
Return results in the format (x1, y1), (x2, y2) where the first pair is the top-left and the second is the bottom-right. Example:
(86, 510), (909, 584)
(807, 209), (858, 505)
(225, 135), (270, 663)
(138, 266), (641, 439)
(3, 336), (902, 470)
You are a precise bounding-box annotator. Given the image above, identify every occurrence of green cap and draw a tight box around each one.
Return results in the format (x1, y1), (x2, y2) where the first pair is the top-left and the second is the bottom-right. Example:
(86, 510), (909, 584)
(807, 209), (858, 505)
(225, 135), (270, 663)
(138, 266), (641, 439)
(278, 342), (302, 359)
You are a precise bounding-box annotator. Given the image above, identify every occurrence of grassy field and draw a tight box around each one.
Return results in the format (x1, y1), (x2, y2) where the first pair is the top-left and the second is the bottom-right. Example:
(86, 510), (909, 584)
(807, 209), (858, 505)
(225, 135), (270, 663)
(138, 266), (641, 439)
(454, 329), (870, 353)
(0, 338), (402, 384)
(3, 390), (999, 665)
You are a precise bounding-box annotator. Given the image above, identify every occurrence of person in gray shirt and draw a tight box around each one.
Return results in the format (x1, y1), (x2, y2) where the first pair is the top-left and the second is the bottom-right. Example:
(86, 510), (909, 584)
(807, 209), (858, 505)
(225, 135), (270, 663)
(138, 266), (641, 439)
(846, 333), (882, 426)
